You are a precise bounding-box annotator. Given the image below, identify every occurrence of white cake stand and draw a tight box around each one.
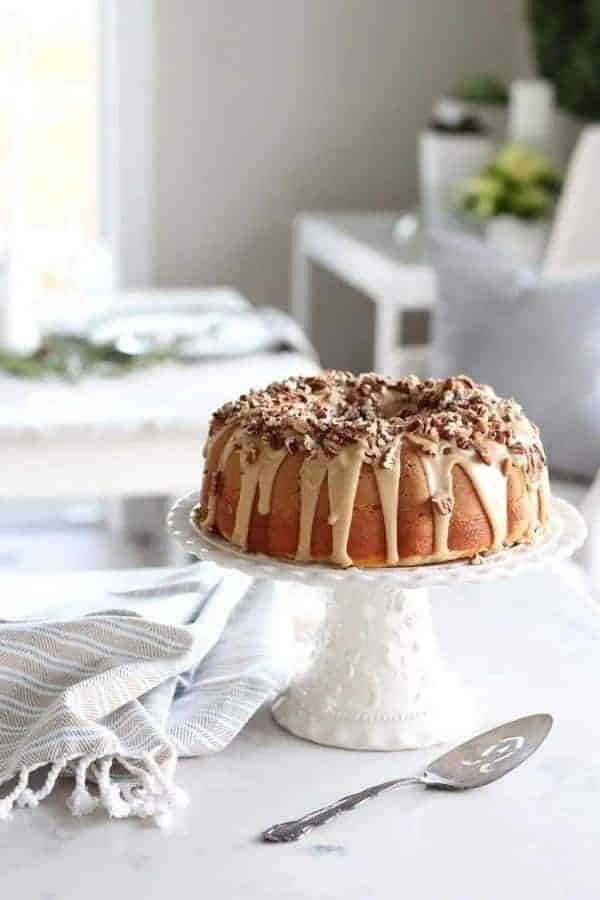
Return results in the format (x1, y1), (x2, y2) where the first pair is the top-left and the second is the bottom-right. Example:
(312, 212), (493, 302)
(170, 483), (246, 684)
(168, 493), (586, 751)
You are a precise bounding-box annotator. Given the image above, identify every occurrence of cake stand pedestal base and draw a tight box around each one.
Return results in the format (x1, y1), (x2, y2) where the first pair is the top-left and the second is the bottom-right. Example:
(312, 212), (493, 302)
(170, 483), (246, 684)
(272, 583), (478, 750)
(168, 492), (586, 752)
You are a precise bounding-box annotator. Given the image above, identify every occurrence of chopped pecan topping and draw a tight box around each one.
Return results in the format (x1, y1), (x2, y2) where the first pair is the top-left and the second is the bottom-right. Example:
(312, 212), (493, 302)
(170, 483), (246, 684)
(208, 371), (545, 472)
(380, 447), (398, 470)
(242, 445), (259, 466)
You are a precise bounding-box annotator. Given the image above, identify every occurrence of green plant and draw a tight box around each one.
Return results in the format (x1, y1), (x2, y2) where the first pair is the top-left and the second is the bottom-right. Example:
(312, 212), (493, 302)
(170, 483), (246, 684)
(528, 0), (600, 119)
(453, 74), (508, 105)
(461, 144), (562, 222)
(0, 333), (181, 382)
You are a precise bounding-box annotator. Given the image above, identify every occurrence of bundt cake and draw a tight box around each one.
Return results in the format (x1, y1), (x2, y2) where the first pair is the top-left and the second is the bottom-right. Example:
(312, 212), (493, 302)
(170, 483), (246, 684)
(196, 371), (550, 568)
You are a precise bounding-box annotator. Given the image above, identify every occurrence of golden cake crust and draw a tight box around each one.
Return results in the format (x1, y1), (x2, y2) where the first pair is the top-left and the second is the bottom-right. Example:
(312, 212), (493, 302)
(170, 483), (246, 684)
(197, 372), (550, 568)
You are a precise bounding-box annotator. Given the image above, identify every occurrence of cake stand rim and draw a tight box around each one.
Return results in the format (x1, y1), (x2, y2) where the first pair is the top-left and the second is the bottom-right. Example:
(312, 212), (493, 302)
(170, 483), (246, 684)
(167, 491), (586, 588)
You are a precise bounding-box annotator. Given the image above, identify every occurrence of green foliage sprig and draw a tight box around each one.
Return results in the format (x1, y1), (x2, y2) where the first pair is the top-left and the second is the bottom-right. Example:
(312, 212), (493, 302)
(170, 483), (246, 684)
(453, 74), (508, 106)
(528, 0), (600, 120)
(0, 333), (180, 382)
(461, 144), (562, 223)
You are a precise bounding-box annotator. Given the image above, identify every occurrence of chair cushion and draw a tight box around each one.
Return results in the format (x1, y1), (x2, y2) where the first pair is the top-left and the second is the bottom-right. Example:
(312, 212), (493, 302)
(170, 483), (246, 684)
(431, 231), (600, 479)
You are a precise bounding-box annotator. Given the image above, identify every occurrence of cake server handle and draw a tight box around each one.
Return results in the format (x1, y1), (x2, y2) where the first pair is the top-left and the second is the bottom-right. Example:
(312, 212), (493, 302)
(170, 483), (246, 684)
(261, 776), (420, 843)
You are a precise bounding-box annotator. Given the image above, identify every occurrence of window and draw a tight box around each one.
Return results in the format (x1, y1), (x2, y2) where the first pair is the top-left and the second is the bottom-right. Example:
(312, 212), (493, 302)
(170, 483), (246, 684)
(0, 0), (112, 315)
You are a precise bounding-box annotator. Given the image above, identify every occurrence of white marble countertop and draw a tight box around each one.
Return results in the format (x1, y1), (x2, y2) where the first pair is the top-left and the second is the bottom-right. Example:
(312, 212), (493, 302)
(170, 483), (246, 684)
(0, 562), (598, 900)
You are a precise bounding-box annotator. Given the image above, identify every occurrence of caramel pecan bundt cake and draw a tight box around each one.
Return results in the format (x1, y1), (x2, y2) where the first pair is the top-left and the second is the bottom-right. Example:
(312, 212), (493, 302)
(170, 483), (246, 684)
(197, 372), (550, 568)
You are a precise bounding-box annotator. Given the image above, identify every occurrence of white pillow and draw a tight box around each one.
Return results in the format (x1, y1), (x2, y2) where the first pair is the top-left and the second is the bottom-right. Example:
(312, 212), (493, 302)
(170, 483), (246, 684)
(431, 231), (600, 479)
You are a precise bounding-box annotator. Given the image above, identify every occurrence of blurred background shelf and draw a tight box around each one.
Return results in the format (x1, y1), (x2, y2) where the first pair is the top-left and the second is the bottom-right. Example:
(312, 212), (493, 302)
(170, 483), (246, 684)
(293, 212), (435, 375)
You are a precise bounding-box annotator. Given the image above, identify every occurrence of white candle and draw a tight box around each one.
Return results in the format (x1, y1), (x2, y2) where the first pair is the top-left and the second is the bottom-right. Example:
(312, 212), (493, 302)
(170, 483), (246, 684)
(2, 248), (41, 355)
(508, 79), (554, 147)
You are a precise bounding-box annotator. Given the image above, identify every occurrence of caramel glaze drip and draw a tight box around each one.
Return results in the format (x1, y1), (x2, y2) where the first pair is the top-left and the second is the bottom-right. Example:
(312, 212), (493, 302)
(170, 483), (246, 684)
(200, 425), (237, 531)
(373, 437), (402, 566)
(326, 443), (365, 567)
(199, 374), (550, 567)
(200, 430), (549, 568)
(231, 439), (286, 550)
(296, 457), (327, 561)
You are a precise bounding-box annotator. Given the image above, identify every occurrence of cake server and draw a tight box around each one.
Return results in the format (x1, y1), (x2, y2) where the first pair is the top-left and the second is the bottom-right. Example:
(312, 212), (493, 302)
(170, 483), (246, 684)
(262, 713), (552, 842)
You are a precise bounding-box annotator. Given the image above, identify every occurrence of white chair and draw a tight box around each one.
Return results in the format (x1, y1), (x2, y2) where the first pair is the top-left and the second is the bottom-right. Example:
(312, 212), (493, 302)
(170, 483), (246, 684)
(544, 128), (600, 592)
(431, 231), (600, 481)
(544, 125), (600, 276)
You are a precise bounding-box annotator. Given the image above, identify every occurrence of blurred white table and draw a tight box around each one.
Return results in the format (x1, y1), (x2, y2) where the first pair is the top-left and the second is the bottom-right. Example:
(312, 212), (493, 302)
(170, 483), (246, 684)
(0, 351), (318, 500)
(0, 562), (598, 900)
(0, 287), (319, 500)
(292, 212), (435, 375)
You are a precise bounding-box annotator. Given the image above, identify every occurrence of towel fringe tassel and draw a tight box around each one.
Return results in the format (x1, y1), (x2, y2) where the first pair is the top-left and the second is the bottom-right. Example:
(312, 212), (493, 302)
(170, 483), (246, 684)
(0, 768), (31, 820)
(113, 751), (189, 826)
(144, 751), (190, 813)
(17, 758), (67, 809)
(93, 757), (132, 819)
(67, 754), (100, 817)
(0, 750), (187, 826)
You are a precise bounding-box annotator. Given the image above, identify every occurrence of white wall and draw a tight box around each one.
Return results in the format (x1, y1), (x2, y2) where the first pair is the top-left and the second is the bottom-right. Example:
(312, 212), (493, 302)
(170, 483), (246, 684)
(155, 0), (521, 312)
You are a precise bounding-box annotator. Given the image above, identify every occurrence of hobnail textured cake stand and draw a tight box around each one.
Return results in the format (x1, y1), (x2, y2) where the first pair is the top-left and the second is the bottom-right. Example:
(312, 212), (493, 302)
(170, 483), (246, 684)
(168, 493), (586, 751)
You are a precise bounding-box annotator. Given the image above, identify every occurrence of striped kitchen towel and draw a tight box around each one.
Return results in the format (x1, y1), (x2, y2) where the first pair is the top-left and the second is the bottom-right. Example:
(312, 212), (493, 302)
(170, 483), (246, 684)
(0, 564), (293, 824)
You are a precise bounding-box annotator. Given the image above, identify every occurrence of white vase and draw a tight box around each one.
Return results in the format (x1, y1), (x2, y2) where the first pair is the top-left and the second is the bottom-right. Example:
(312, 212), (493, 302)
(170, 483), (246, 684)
(419, 130), (494, 231)
(485, 215), (549, 266)
(508, 79), (554, 154)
